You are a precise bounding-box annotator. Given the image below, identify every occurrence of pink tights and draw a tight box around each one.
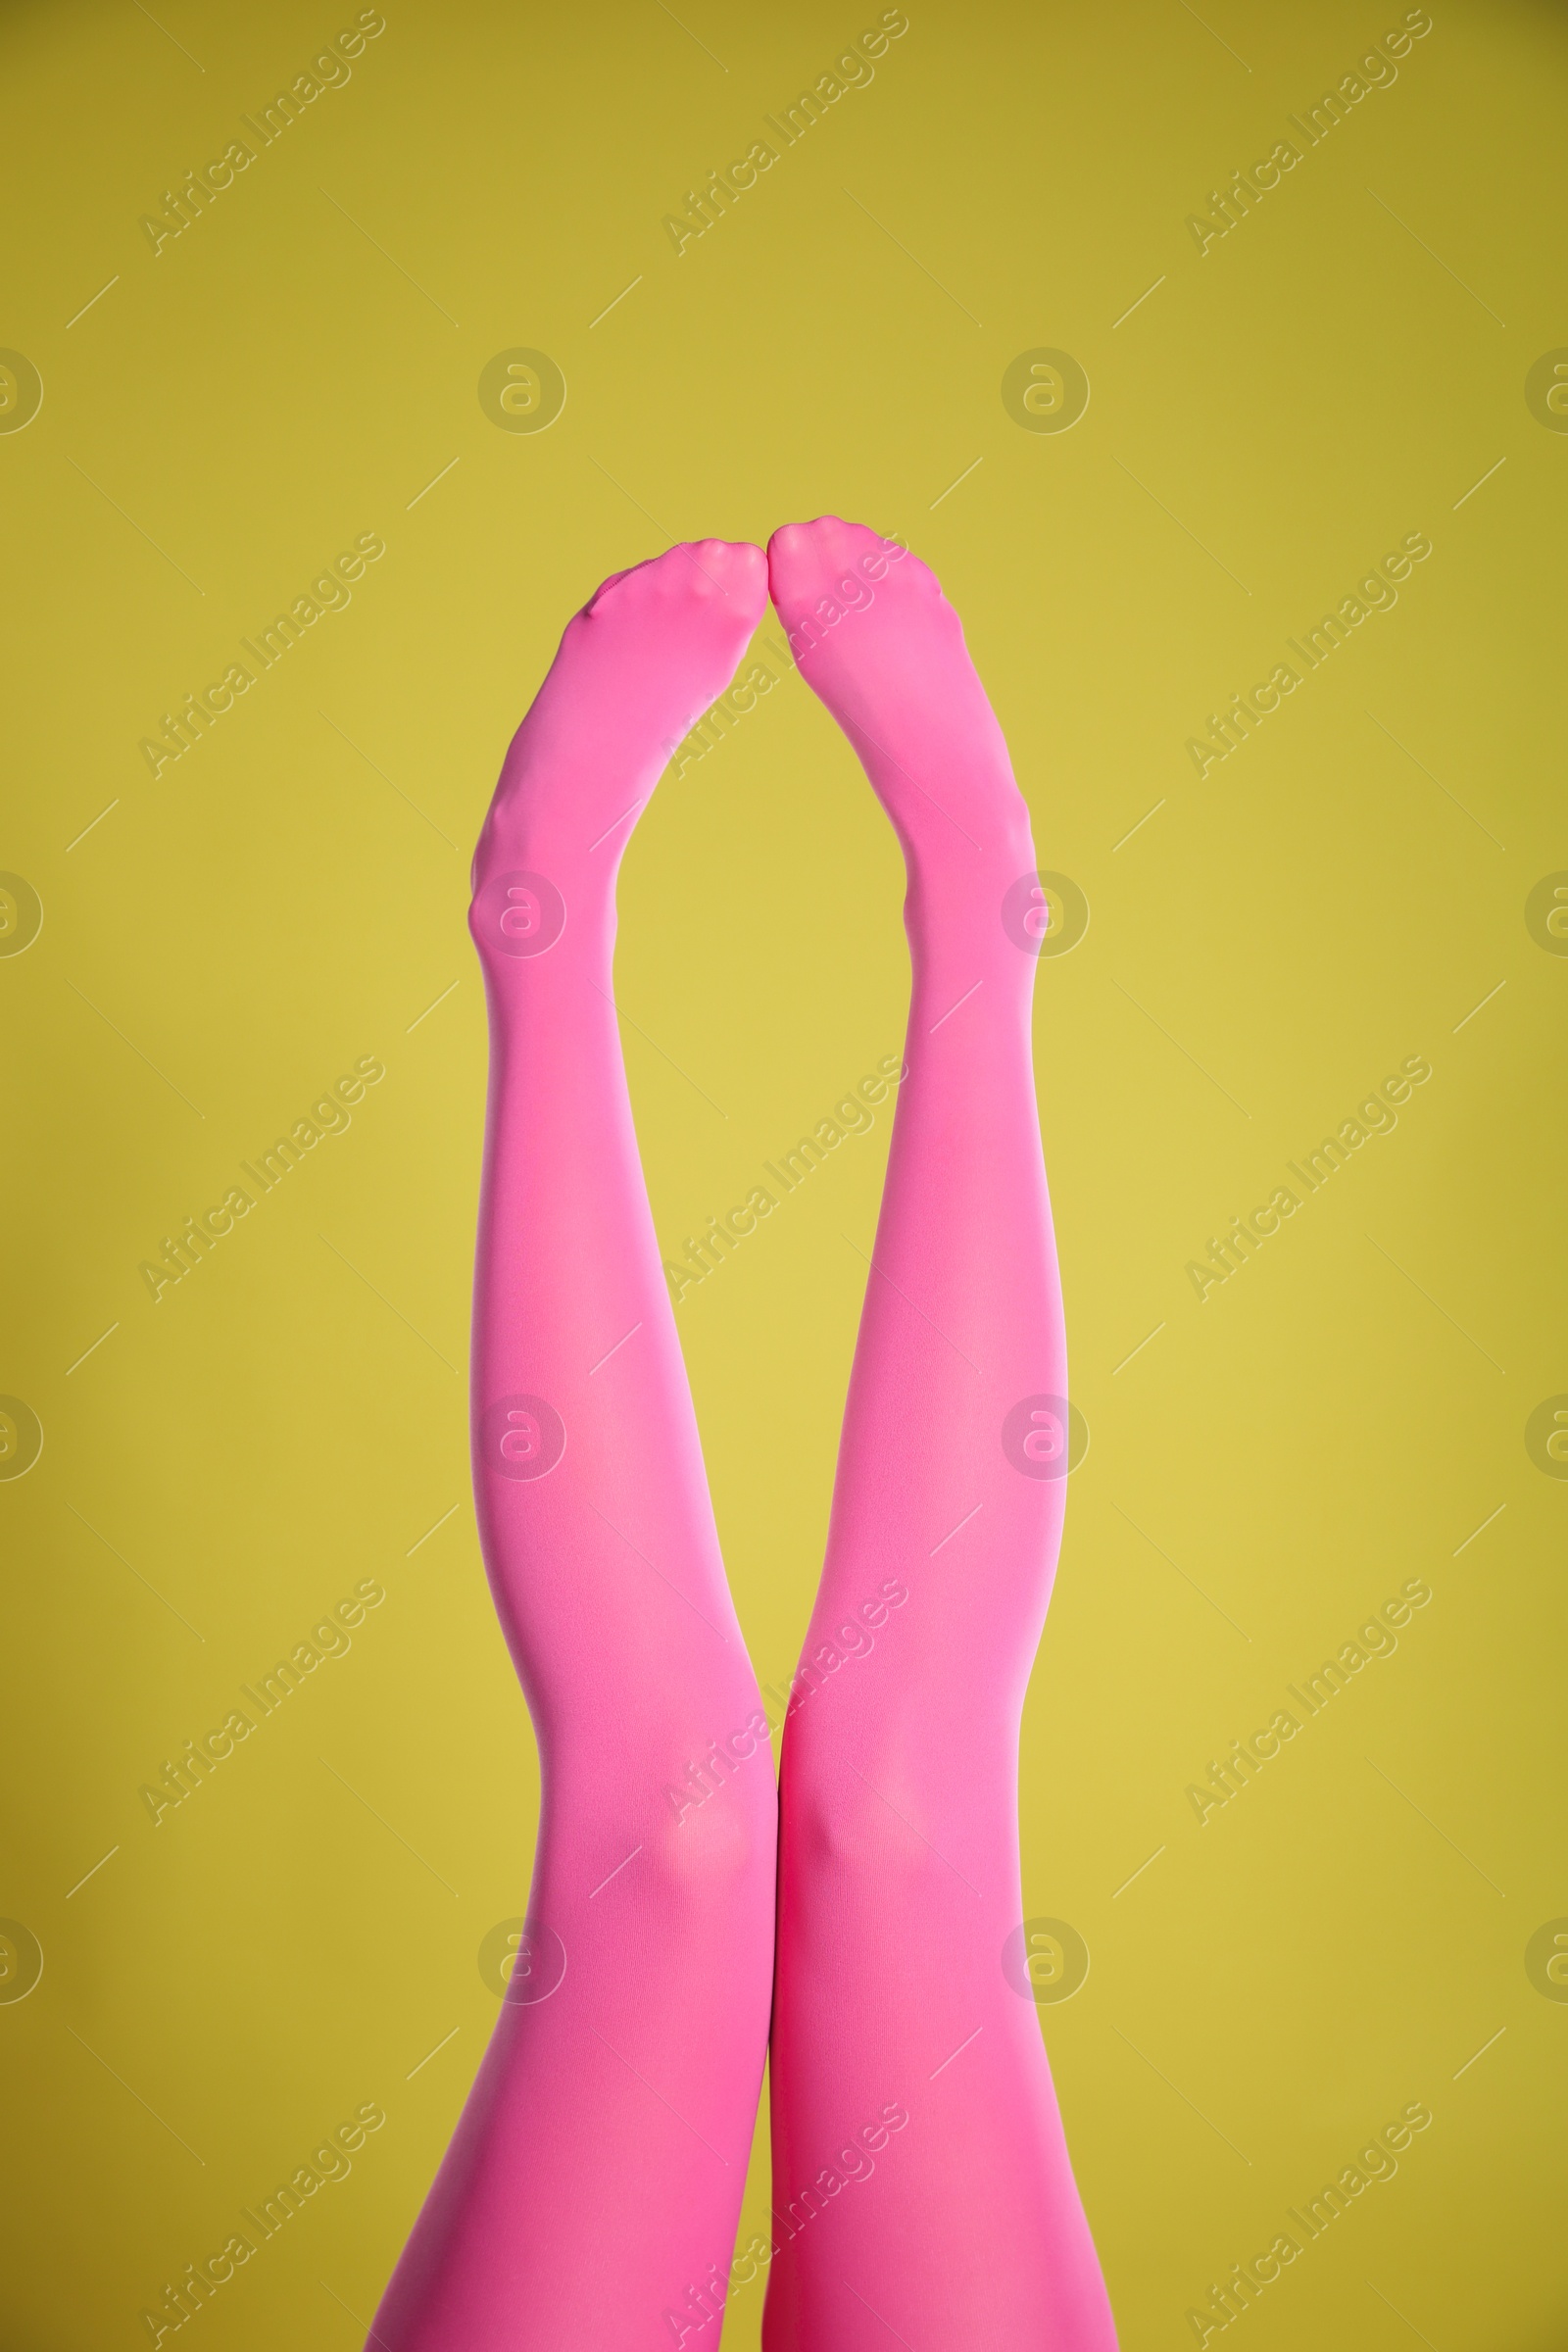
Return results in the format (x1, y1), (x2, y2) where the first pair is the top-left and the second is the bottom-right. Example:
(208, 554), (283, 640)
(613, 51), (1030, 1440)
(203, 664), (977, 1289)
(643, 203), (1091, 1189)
(368, 522), (1118, 2350)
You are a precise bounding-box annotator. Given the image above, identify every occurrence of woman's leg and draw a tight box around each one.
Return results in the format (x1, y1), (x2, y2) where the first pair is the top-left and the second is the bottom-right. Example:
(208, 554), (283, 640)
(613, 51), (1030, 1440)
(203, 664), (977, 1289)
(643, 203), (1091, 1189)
(369, 542), (776, 2350)
(760, 520), (1118, 2349)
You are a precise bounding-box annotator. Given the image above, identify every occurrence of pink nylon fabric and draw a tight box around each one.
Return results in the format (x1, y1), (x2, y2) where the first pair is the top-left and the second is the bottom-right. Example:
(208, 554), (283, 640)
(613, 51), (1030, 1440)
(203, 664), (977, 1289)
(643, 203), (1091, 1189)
(367, 523), (1117, 2351)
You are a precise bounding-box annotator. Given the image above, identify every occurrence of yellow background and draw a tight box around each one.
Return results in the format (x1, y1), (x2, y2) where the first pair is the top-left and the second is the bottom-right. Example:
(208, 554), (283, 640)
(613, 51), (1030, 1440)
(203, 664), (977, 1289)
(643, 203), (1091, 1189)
(3, 0), (1565, 2343)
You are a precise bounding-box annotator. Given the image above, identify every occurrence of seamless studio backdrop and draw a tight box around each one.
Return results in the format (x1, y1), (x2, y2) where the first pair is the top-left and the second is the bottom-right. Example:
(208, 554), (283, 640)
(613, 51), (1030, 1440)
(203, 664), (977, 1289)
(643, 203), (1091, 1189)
(3, 2), (1566, 2347)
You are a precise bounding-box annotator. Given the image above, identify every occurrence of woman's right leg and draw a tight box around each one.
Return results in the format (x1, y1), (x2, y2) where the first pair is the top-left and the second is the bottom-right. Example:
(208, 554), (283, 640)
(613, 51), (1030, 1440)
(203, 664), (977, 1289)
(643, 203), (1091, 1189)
(368, 541), (775, 2350)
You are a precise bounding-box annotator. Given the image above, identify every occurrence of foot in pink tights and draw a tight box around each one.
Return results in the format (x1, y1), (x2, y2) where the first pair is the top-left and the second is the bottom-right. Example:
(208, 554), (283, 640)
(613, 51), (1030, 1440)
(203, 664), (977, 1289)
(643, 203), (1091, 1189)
(369, 542), (777, 2350)
(761, 519), (1119, 2350)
